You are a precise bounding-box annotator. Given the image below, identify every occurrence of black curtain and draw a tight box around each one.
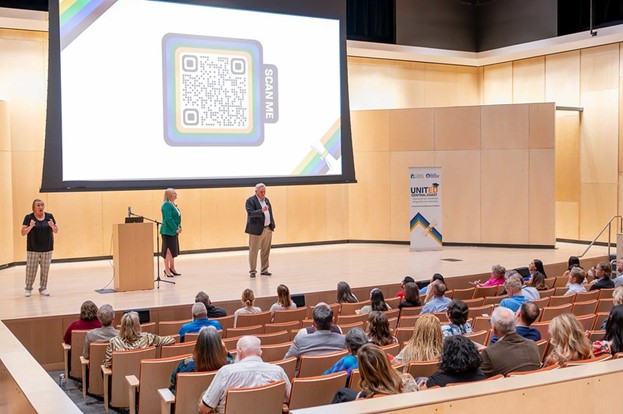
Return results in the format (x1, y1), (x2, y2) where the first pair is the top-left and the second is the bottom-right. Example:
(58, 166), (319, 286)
(347, 0), (396, 44)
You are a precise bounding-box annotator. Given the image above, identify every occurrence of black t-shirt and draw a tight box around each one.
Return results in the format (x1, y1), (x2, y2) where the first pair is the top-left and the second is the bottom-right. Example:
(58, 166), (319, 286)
(207, 306), (227, 318)
(426, 368), (486, 388)
(398, 300), (421, 309)
(23, 212), (56, 252)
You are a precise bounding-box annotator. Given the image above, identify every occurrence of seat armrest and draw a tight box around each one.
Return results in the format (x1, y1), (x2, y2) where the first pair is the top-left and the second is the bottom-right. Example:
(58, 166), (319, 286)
(126, 375), (139, 414)
(62, 343), (71, 379)
(158, 388), (175, 414)
(79, 356), (89, 400)
(102, 365), (111, 414)
(126, 375), (139, 389)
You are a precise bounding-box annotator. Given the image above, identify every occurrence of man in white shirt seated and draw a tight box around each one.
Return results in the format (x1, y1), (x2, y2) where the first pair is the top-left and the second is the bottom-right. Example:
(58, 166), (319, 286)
(199, 336), (291, 414)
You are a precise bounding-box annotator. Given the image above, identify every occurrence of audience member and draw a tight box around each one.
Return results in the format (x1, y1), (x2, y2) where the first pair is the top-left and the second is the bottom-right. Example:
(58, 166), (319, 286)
(594, 304), (623, 356)
(421, 273), (445, 297)
(589, 261), (615, 291)
(367, 311), (398, 346)
(179, 303), (222, 342)
(63, 300), (102, 345)
(104, 312), (175, 367)
(421, 281), (451, 314)
(285, 304), (345, 359)
(357, 343), (418, 398)
(527, 271), (548, 292)
(544, 313), (592, 366)
(195, 291), (227, 318)
(398, 282), (421, 308)
(490, 301), (541, 344)
(83, 304), (118, 358)
(613, 259), (623, 287)
(561, 256), (581, 280)
(199, 336), (290, 414)
(323, 328), (368, 380)
(526, 259), (547, 282)
(294, 302), (343, 338)
(565, 267), (587, 296)
(233, 288), (262, 327)
(499, 276), (529, 312)
(169, 326), (231, 393)
(356, 288), (390, 314)
(424, 335), (486, 388)
(441, 299), (473, 338)
(269, 284), (297, 318)
(471, 264), (506, 288)
(480, 307), (540, 376)
(336, 281), (359, 304)
(395, 314), (443, 365)
(395, 276), (415, 300)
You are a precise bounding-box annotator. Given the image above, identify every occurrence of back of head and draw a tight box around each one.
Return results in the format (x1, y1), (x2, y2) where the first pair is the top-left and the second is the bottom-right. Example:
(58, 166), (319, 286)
(367, 311), (393, 346)
(312, 304), (333, 330)
(439, 335), (482, 373)
(504, 276), (523, 295)
(337, 281), (356, 303)
(403, 314), (443, 361)
(345, 328), (368, 354)
(119, 311), (141, 341)
(568, 256), (580, 270)
(195, 326), (227, 371)
(491, 306), (516, 336)
(192, 302), (208, 319)
(598, 261), (612, 279)
(519, 302), (540, 326)
(357, 343), (403, 397)
(370, 288), (388, 311)
(613, 286), (623, 306)
(404, 282), (420, 305)
(492, 264), (506, 278)
(236, 335), (262, 359)
(447, 299), (469, 325)
(605, 305), (623, 354)
(277, 284), (292, 307)
(530, 271), (547, 289)
(548, 313), (592, 360)
(402, 276), (415, 285)
(570, 267), (585, 285)
(97, 304), (115, 327)
(241, 288), (255, 307)
(430, 280), (447, 298)
(431, 273), (445, 284)
(195, 291), (210, 308)
(80, 300), (99, 321)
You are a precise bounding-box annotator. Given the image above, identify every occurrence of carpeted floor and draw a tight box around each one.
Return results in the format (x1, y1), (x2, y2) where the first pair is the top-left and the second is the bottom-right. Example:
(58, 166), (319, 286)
(47, 369), (124, 414)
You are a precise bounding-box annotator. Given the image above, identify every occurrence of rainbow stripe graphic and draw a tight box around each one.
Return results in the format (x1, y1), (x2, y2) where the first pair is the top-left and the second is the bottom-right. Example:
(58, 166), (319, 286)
(60, 0), (117, 50)
(292, 119), (341, 175)
(410, 212), (442, 246)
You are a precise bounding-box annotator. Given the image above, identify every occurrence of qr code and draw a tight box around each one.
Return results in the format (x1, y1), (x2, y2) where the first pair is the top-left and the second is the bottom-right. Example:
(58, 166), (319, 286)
(178, 51), (252, 131)
(162, 34), (265, 146)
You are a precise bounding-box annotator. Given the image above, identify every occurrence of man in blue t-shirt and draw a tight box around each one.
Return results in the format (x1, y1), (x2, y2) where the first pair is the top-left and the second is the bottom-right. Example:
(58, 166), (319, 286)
(179, 302), (222, 342)
(490, 301), (541, 344)
(499, 276), (529, 312)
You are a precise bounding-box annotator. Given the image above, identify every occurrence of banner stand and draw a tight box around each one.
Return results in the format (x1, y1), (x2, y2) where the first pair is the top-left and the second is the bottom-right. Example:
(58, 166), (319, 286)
(409, 167), (442, 251)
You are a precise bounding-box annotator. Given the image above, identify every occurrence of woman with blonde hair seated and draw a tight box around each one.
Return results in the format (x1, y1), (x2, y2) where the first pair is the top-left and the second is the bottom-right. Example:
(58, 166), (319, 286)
(394, 314), (443, 366)
(233, 288), (262, 327)
(104, 311), (175, 367)
(357, 343), (418, 398)
(544, 313), (592, 366)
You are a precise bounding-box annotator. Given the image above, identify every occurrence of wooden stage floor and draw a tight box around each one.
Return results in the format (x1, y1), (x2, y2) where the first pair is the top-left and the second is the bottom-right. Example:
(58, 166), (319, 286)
(0, 242), (612, 320)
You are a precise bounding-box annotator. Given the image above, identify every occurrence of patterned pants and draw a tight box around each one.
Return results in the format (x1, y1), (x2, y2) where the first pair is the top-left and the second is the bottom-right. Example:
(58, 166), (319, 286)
(25, 250), (52, 291)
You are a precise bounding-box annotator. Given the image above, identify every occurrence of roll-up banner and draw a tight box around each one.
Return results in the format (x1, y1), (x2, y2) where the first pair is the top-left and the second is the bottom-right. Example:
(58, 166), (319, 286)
(409, 167), (442, 251)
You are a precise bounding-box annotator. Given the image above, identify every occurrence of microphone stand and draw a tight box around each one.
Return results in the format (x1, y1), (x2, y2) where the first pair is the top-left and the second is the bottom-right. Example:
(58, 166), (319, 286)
(129, 211), (175, 288)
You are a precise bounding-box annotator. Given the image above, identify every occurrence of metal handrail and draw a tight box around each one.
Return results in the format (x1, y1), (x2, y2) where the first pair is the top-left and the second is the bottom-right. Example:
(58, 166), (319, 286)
(578, 215), (623, 258)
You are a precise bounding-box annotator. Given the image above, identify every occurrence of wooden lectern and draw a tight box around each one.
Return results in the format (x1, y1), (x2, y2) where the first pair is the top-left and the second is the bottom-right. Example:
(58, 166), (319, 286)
(113, 223), (154, 291)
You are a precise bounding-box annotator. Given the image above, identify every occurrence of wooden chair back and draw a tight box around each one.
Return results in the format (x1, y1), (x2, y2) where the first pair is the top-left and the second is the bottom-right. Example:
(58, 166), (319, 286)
(464, 329), (490, 346)
(383, 308), (401, 319)
(173, 371), (217, 414)
(554, 276), (570, 287)
(506, 362), (558, 376)
(270, 357), (297, 382)
(348, 368), (362, 392)
(395, 327), (415, 347)
(530, 297), (550, 309)
(339, 321), (365, 335)
(598, 288), (616, 300)
(467, 305), (494, 319)
(539, 303), (573, 322)
(157, 319), (191, 336)
(563, 354), (612, 367)
(399, 306), (422, 318)
(87, 342), (108, 396)
(554, 287), (570, 296)
(539, 288), (556, 298)
(571, 299), (598, 316)
(235, 311), (272, 328)
(593, 312), (610, 330)
(224, 380), (286, 414)
(462, 297), (485, 307)
(260, 342), (293, 363)
(307, 303), (340, 320)
(297, 350), (349, 378)
(255, 330), (291, 346)
(387, 317), (399, 331)
(575, 314), (597, 331)
(471, 316), (491, 333)
(397, 315), (419, 328)
(543, 278), (556, 289)
(225, 324), (264, 338)
(473, 285), (498, 299)
(452, 288), (475, 300)
(70, 329), (89, 379)
(213, 315), (235, 331)
(336, 313), (368, 325)
(384, 297), (401, 309)
(406, 359), (440, 379)
(432, 312), (449, 323)
(381, 342), (400, 357)
(140, 322), (157, 334)
(530, 321), (551, 340)
(548, 295), (575, 307)
(597, 298), (614, 313)
(135, 354), (187, 414)
(273, 307), (308, 324)
(106, 346), (157, 409)
(288, 372), (348, 410)
(575, 290), (600, 302)
(536, 339), (549, 362)
(184, 332), (200, 343)
(587, 330), (605, 342)
(483, 295), (505, 306)
(265, 320), (301, 333)
(339, 301), (369, 316)
(160, 341), (196, 359)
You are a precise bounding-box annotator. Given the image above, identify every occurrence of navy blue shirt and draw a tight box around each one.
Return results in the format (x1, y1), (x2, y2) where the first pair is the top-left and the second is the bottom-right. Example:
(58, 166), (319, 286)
(489, 326), (541, 345)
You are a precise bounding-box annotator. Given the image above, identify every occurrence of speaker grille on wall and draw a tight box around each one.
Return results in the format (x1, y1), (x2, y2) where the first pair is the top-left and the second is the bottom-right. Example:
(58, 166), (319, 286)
(124, 308), (150, 324)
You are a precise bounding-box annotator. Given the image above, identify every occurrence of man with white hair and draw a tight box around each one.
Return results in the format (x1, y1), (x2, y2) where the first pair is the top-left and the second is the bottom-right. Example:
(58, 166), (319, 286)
(83, 304), (118, 358)
(199, 336), (290, 414)
(481, 306), (541, 377)
(178, 302), (222, 342)
(499, 275), (529, 312)
(245, 183), (276, 278)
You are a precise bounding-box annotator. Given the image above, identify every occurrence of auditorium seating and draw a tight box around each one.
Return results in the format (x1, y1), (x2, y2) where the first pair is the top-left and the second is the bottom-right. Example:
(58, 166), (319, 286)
(223, 380), (286, 414)
(298, 350), (349, 378)
(289, 372), (348, 410)
(158, 370), (217, 414)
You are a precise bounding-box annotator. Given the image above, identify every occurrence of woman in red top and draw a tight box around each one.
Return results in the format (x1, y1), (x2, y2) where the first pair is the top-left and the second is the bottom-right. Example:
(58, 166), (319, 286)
(63, 300), (102, 344)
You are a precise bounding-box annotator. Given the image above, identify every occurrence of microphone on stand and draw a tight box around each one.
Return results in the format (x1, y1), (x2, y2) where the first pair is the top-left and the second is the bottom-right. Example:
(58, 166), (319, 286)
(128, 206), (132, 218)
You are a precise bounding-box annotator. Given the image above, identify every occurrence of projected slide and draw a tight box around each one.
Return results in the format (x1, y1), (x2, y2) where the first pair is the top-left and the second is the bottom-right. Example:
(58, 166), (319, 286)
(44, 0), (354, 190)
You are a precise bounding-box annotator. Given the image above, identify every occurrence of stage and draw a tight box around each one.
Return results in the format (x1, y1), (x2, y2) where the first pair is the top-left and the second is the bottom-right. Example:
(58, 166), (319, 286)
(0, 242), (612, 320)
